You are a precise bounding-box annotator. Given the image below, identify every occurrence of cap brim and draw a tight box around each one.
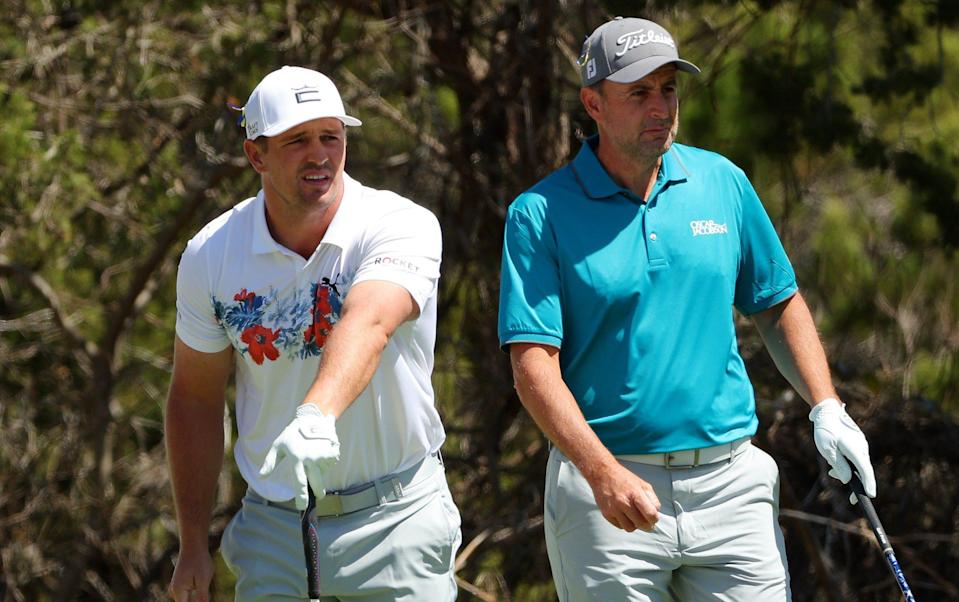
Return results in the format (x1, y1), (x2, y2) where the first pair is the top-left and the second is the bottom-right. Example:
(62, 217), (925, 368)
(606, 57), (701, 84)
(337, 115), (362, 127)
(258, 114), (362, 138)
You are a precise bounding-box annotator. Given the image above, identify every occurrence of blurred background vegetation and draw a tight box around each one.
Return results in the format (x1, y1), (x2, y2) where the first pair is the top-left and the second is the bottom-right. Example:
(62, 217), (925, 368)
(1, 0), (957, 600)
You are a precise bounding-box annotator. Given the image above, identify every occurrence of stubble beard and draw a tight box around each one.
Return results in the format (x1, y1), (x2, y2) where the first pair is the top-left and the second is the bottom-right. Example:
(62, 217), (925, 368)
(269, 168), (341, 217)
(299, 175), (340, 213)
(624, 120), (678, 165)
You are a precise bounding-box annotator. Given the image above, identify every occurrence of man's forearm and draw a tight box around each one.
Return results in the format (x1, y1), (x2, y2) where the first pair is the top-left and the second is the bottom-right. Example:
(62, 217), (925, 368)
(165, 395), (225, 548)
(510, 343), (663, 532)
(301, 309), (389, 418)
(510, 344), (619, 482)
(301, 280), (417, 418)
(753, 292), (837, 406)
(757, 295), (878, 499)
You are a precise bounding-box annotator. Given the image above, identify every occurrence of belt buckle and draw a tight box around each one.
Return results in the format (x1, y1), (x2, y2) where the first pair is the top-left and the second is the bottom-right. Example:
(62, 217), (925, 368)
(665, 448), (702, 468)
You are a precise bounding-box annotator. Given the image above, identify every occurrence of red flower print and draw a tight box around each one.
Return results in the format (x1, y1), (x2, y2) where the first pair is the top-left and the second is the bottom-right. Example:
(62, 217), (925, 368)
(240, 324), (280, 365)
(234, 288), (256, 308)
(303, 286), (335, 348)
(317, 294), (332, 317)
(303, 317), (334, 347)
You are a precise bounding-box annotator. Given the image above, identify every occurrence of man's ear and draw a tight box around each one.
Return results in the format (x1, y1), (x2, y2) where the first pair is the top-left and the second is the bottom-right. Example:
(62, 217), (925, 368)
(580, 86), (603, 123)
(243, 139), (267, 173)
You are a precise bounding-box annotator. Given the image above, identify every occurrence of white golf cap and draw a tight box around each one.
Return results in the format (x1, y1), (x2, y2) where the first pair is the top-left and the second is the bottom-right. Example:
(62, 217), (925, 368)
(242, 66), (361, 139)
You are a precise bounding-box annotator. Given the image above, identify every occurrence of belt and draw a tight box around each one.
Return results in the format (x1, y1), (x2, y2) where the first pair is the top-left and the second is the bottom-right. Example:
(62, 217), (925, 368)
(617, 437), (751, 468)
(249, 452), (441, 517)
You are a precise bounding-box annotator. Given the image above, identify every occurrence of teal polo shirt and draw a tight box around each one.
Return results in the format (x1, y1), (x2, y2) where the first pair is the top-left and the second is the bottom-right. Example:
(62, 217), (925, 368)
(498, 137), (797, 454)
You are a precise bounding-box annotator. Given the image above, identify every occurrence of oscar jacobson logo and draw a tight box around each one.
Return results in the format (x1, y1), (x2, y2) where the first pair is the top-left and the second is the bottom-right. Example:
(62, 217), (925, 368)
(689, 220), (728, 237)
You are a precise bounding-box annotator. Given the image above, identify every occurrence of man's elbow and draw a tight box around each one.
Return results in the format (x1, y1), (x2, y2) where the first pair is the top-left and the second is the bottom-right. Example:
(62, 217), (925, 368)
(509, 344), (557, 394)
(752, 292), (798, 331)
(164, 386), (225, 431)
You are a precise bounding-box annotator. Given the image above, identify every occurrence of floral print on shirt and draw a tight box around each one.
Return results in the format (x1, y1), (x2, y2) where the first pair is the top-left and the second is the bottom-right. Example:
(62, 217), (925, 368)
(212, 278), (343, 365)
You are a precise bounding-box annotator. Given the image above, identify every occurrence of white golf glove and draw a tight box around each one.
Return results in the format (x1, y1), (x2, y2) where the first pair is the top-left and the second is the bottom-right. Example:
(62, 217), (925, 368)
(259, 404), (340, 510)
(809, 397), (876, 504)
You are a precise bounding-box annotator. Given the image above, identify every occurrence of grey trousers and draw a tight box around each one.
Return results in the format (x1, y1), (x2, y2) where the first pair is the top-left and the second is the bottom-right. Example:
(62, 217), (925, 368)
(545, 442), (791, 601)
(221, 458), (461, 601)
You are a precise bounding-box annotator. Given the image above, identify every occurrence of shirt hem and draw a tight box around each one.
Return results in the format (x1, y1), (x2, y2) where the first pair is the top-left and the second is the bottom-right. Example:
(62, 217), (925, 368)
(738, 284), (798, 316)
(499, 332), (562, 352)
(175, 325), (231, 354)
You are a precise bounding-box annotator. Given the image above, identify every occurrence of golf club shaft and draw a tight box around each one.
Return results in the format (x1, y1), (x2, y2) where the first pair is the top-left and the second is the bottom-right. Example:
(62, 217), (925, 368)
(850, 473), (916, 601)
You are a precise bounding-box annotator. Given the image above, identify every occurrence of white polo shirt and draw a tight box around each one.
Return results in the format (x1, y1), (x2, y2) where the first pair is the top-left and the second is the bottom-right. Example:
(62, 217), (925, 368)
(175, 173), (445, 500)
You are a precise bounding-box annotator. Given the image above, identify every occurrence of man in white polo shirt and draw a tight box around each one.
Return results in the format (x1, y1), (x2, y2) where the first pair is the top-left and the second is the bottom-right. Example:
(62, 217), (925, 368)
(165, 66), (461, 602)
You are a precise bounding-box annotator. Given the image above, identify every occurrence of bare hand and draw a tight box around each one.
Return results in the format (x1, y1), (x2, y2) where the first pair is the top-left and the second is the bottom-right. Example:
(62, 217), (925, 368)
(169, 547), (213, 602)
(588, 462), (661, 532)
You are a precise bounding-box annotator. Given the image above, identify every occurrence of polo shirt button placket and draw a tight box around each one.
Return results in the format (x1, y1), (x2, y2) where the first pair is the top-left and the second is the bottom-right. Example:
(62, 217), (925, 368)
(645, 216), (668, 270)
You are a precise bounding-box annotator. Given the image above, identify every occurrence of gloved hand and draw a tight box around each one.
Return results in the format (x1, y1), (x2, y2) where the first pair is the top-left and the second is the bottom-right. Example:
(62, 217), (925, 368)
(809, 397), (876, 504)
(259, 404), (340, 510)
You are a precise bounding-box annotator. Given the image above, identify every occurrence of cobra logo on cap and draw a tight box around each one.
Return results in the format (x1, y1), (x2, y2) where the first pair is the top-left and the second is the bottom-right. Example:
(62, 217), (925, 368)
(293, 84), (322, 104)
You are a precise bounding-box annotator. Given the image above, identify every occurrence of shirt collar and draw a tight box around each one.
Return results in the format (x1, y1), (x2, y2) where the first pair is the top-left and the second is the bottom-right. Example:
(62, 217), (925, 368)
(251, 189), (279, 255)
(250, 172), (360, 255)
(321, 172), (361, 250)
(571, 135), (690, 201)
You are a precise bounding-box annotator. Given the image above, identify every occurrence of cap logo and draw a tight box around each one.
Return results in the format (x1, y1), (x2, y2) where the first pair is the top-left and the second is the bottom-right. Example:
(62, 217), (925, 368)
(586, 58), (597, 79)
(292, 85), (323, 104)
(615, 28), (675, 57)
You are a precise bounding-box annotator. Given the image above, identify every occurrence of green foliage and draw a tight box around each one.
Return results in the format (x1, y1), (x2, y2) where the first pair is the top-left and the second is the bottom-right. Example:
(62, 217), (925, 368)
(811, 198), (876, 327)
(0, 87), (36, 163)
(435, 86), (461, 129)
(911, 350), (957, 407)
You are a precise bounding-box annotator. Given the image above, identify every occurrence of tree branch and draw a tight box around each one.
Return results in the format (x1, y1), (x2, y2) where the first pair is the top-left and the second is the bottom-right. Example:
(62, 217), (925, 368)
(0, 256), (98, 363)
(100, 162), (244, 359)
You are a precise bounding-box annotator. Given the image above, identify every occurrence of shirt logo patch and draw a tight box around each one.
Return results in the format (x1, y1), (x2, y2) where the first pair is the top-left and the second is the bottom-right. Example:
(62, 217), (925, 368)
(373, 256), (421, 272)
(689, 220), (728, 237)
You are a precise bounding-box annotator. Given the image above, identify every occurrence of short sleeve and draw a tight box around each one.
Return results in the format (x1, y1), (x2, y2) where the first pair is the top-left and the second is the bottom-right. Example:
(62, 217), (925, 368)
(175, 240), (231, 353)
(497, 195), (564, 350)
(351, 203), (441, 312)
(733, 171), (798, 315)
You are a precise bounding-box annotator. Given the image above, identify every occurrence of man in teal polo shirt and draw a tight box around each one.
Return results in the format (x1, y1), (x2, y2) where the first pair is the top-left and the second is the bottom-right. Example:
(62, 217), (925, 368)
(499, 16), (877, 601)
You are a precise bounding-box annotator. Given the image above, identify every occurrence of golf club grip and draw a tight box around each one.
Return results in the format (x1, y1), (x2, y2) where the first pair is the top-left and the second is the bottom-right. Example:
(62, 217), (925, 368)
(301, 487), (321, 600)
(850, 473), (917, 601)
(850, 475), (892, 553)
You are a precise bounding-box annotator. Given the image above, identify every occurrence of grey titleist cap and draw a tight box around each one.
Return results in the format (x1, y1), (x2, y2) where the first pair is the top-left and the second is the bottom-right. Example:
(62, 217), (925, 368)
(578, 17), (700, 87)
